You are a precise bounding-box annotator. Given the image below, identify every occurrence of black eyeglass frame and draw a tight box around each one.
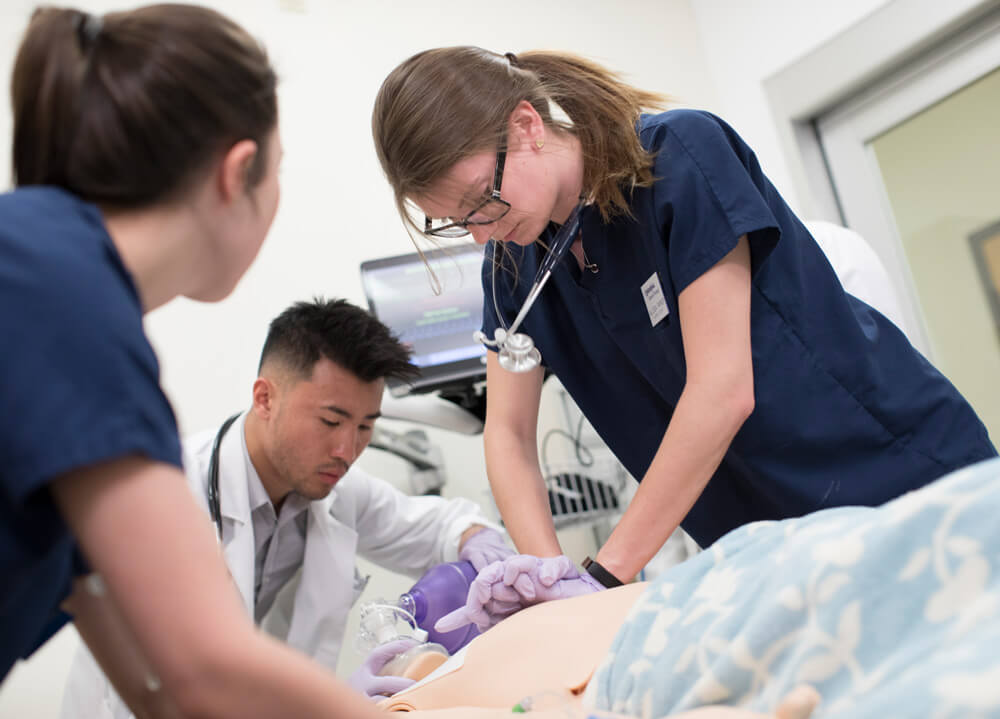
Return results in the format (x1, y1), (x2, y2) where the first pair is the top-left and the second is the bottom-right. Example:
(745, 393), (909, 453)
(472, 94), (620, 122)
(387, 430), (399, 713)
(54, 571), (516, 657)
(423, 147), (511, 238)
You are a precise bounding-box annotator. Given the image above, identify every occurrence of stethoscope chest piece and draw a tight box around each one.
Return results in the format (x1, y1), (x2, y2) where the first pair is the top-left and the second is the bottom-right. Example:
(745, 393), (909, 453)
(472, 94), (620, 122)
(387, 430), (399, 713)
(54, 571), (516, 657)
(478, 200), (586, 374)
(476, 327), (543, 373)
(497, 329), (541, 372)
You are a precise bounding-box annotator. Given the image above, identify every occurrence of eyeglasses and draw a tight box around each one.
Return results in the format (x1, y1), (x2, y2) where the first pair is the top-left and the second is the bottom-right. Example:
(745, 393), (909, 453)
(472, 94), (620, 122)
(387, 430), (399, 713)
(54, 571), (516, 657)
(423, 146), (511, 238)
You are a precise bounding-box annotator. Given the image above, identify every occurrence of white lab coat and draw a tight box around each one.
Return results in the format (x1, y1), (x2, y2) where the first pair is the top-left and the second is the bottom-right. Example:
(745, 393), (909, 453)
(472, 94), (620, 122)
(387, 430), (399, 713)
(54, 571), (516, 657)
(61, 413), (495, 719)
(805, 219), (913, 340)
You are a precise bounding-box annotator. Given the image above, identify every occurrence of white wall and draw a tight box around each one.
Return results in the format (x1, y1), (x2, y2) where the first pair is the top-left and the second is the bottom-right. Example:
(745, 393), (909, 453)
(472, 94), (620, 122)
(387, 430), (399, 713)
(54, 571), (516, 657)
(0, 1), (717, 716)
(688, 0), (892, 214)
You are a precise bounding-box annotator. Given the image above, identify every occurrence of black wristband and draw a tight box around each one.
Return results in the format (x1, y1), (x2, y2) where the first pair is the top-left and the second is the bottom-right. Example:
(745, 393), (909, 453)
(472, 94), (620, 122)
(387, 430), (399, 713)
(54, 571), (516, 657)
(582, 556), (624, 588)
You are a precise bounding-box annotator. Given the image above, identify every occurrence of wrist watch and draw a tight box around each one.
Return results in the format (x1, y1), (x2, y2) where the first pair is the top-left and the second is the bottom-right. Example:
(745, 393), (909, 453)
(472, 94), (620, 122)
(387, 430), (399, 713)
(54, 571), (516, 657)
(582, 556), (624, 588)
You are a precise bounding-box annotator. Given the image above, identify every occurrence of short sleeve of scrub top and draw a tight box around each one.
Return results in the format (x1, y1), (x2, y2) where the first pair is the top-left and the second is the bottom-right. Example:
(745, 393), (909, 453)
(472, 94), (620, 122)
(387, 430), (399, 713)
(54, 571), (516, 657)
(645, 109), (781, 292)
(0, 187), (182, 680)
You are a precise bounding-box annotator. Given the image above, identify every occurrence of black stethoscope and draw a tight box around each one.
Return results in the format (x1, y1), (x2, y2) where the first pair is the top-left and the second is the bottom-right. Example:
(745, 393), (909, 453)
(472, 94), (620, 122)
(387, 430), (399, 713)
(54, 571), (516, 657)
(474, 201), (585, 372)
(207, 412), (242, 538)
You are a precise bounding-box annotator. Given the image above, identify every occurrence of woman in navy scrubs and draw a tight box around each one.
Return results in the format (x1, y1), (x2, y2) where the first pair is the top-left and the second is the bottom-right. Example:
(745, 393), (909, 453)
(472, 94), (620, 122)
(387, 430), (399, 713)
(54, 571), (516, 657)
(372, 47), (996, 608)
(0, 6), (382, 718)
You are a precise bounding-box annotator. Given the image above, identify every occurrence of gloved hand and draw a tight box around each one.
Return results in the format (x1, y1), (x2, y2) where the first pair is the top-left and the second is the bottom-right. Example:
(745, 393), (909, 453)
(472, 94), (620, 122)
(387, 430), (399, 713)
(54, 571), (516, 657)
(434, 555), (604, 634)
(499, 554), (604, 603)
(498, 554), (578, 601)
(434, 560), (522, 634)
(458, 527), (515, 571)
(348, 638), (419, 700)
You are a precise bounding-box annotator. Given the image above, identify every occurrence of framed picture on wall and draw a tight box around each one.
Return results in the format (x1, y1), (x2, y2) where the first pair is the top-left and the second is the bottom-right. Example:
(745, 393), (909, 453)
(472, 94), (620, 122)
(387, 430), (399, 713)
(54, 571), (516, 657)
(970, 219), (1000, 338)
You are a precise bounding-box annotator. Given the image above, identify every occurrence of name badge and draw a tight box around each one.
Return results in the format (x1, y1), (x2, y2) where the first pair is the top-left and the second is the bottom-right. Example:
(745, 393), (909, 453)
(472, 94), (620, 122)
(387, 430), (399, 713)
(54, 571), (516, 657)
(641, 272), (669, 327)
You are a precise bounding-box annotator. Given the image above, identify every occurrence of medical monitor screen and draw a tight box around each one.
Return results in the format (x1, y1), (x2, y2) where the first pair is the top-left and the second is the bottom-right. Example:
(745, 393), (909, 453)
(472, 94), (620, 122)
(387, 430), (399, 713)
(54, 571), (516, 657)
(360, 244), (487, 397)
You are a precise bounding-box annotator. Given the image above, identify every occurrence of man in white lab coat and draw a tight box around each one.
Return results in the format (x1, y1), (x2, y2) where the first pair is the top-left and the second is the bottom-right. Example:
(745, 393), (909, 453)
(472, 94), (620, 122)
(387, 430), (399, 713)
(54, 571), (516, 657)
(62, 298), (511, 718)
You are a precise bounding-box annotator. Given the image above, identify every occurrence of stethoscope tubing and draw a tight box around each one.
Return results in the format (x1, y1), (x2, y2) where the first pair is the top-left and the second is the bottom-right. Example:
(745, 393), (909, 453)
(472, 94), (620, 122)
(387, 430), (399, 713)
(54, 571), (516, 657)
(504, 201), (584, 338)
(207, 412), (242, 538)
(481, 201), (585, 371)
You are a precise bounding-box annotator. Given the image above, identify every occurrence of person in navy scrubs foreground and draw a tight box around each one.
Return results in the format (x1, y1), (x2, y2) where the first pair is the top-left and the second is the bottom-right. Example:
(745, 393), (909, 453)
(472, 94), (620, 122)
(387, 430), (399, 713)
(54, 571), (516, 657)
(371, 47), (997, 622)
(0, 5), (385, 718)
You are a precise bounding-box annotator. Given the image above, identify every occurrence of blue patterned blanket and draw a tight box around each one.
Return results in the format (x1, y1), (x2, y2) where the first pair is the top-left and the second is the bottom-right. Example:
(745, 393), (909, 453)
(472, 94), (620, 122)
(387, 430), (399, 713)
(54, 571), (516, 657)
(588, 457), (1000, 718)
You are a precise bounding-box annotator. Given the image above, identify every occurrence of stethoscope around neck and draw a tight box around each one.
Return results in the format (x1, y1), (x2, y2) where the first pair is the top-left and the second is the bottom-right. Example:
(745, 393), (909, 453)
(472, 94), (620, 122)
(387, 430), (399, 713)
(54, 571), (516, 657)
(474, 201), (585, 373)
(207, 411), (242, 538)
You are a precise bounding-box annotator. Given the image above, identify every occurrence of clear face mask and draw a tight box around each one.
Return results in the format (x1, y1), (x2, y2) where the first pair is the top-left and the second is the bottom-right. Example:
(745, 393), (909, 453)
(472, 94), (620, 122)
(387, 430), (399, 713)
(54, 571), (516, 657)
(356, 598), (428, 652)
(356, 598), (450, 680)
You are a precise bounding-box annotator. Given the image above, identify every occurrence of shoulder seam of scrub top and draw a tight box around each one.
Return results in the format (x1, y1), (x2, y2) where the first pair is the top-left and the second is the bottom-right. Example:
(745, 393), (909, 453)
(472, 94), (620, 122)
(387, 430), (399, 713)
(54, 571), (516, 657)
(646, 116), (747, 296)
(659, 117), (744, 239)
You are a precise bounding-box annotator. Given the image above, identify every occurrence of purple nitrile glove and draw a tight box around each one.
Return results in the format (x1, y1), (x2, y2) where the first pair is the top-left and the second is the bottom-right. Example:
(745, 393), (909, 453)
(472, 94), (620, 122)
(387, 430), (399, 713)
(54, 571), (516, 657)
(433, 560), (522, 634)
(348, 638), (419, 700)
(500, 554), (603, 603)
(499, 554), (578, 601)
(458, 527), (515, 572)
(433, 554), (604, 635)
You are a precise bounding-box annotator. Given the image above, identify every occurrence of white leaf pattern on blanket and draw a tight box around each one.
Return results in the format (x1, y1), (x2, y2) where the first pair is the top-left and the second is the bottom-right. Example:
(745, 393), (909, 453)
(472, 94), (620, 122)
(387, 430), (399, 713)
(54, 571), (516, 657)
(588, 458), (1000, 719)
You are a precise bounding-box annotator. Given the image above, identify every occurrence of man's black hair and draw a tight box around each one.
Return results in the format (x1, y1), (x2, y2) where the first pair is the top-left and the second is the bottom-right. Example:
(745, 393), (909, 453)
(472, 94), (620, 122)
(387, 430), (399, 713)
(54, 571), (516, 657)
(259, 297), (418, 384)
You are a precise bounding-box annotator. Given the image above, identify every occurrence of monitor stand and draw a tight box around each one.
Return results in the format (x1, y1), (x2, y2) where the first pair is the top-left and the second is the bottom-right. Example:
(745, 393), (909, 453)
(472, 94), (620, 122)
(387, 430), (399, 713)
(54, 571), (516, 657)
(371, 383), (486, 496)
(380, 384), (485, 435)
(437, 382), (487, 426)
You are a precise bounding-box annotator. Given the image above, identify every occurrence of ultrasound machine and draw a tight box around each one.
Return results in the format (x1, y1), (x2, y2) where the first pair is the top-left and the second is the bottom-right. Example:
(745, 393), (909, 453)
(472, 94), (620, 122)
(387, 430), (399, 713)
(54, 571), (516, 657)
(358, 244), (488, 495)
(360, 243), (489, 424)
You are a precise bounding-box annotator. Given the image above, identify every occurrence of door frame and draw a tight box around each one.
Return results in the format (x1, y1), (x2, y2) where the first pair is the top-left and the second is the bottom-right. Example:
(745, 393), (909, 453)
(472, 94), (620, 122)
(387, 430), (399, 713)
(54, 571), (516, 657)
(816, 17), (1000, 357)
(763, 0), (1000, 357)
(764, 0), (1000, 220)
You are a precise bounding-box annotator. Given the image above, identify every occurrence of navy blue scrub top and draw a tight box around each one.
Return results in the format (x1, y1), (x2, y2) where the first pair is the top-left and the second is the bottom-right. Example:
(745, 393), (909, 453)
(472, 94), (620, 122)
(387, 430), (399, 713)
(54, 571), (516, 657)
(0, 187), (182, 681)
(482, 110), (996, 548)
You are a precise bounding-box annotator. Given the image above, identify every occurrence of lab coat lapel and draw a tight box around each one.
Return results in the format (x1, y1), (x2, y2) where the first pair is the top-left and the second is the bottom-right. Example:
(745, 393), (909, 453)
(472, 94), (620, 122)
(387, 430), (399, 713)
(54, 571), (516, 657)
(217, 417), (255, 616)
(284, 493), (359, 670)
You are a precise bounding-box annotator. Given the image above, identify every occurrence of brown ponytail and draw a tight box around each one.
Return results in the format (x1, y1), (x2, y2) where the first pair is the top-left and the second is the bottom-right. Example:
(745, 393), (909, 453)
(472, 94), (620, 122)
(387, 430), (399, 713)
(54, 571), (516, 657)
(11, 4), (278, 208)
(513, 51), (667, 220)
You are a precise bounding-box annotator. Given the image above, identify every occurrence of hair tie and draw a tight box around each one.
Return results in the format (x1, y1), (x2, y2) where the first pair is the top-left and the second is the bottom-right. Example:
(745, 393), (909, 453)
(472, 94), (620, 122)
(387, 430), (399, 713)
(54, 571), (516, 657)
(74, 12), (103, 52)
(504, 52), (518, 68)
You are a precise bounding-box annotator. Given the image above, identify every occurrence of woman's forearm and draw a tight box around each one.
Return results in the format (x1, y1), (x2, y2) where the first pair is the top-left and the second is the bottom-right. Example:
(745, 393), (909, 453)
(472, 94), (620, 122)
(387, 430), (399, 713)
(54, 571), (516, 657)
(70, 586), (379, 719)
(482, 354), (560, 557)
(596, 236), (755, 581)
(52, 457), (381, 719)
(596, 381), (752, 581)
(485, 425), (562, 556)
(64, 575), (184, 718)
(172, 632), (379, 719)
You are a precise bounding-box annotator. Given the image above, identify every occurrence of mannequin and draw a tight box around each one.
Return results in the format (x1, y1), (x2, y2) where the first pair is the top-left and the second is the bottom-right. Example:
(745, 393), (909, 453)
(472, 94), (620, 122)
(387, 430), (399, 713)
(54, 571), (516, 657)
(379, 584), (818, 719)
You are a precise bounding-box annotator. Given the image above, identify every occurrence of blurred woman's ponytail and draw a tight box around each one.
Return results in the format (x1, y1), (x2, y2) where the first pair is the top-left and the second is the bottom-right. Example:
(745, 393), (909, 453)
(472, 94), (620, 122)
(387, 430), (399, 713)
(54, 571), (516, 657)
(11, 8), (92, 192)
(11, 4), (278, 208)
